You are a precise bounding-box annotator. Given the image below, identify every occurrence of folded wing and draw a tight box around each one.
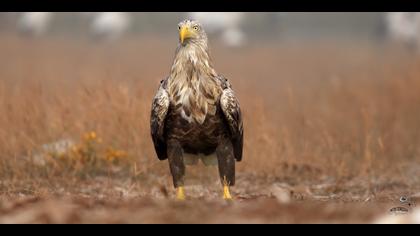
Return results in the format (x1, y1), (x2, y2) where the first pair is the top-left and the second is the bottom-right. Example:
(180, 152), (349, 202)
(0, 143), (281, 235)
(219, 77), (244, 161)
(150, 80), (170, 160)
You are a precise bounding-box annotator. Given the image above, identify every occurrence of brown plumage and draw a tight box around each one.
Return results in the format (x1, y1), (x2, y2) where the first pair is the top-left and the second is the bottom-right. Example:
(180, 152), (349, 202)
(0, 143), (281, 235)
(150, 19), (243, 199)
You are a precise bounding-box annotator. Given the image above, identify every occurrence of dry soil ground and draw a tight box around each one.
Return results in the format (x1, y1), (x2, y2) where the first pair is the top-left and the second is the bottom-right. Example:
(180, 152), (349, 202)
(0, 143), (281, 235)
(0, 35), (419, 223)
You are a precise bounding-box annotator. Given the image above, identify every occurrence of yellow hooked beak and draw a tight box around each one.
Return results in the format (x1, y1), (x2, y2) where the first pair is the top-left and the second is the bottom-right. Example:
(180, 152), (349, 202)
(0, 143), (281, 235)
(179, 26), (195, 44)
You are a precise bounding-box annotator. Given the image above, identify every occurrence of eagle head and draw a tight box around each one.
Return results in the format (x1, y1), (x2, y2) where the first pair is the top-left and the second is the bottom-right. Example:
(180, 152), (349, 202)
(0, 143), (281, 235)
(178, 19), (208, 46)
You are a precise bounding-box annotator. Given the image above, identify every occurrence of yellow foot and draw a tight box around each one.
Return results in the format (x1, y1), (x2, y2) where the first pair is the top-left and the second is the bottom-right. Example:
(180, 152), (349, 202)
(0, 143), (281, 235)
(176, 187), (186, 201)
(222, 176), (233, 200)
(223, 185), (233, 200)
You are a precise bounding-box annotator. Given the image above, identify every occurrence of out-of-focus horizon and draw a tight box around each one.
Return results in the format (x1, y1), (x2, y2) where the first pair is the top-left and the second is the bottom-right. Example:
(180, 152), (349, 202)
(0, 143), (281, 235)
(0, 12), (419, 46)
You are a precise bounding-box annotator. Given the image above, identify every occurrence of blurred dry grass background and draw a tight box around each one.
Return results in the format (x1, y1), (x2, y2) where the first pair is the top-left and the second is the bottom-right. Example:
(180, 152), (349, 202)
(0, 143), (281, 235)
(0, 34), (420, 223)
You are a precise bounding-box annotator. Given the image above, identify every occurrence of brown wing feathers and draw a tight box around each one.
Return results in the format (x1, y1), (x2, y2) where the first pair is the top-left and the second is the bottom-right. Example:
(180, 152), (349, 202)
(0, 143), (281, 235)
(150, 80), (170, 160)
(219, 77), (244, 162)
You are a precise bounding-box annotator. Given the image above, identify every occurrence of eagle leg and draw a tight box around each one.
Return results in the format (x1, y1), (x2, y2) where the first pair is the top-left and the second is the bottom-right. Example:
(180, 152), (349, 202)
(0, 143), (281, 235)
(216, 138), (235, 200)
(167, 139), (186, 200)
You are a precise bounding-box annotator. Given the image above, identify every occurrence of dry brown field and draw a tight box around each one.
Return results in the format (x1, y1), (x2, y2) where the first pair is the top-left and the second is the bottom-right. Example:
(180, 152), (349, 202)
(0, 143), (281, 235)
(0, 35), (419, 223)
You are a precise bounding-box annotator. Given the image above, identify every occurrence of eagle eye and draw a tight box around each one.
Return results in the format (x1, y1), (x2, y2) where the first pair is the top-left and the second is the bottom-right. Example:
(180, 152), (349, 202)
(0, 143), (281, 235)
(193, 25), (199, 31)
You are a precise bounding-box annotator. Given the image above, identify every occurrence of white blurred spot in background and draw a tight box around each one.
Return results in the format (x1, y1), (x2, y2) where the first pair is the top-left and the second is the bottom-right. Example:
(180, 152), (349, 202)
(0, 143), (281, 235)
(187, 12), (246, 48)
(14, 12), (132, 42)
(17, 12), (53, 37)
(89, 12), (131, 42)
(385, 12), (420, 51)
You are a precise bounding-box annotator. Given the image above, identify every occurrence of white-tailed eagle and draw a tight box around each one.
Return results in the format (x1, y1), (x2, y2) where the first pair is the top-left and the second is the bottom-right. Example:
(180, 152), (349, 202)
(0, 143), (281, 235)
(150, 19), (243, 200)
